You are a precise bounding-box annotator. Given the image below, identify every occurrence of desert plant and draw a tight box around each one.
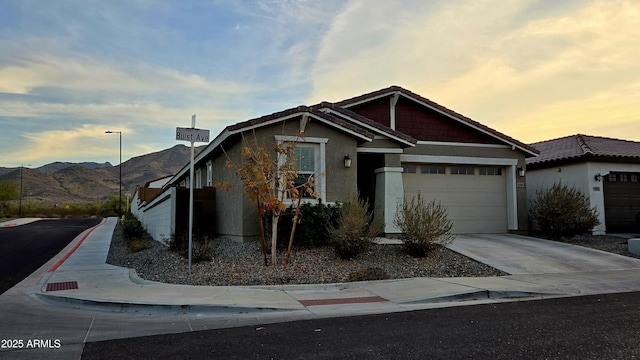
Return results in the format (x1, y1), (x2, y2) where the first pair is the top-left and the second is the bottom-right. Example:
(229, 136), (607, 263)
(119, 216), (150, 252)
(530, 182), (600, 240)
(329, 194), (384, 260)
(168, 231), (212, 262)
(346, 267), (389, 282)
(394, 195), (455, 257)
(215, 133), (317, 266)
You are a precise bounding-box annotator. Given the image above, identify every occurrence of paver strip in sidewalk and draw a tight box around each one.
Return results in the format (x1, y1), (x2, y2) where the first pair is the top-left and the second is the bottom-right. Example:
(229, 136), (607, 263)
(299, 296), (388, 307)
(45, 281), (79, 292)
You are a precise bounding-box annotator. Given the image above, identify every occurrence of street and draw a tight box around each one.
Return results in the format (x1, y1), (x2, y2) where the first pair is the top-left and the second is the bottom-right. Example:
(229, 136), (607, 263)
(82, 291), (640, 359)
(0, 218), (102, 294)
(2, 218), (640, 359)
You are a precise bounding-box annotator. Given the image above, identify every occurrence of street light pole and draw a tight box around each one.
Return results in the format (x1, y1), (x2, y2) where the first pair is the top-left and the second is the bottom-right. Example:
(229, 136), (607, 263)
(106, 131), (122, 218)
(18, 164), (30, 217)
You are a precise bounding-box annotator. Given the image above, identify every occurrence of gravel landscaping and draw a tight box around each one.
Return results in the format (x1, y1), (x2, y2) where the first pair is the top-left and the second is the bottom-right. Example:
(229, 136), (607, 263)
(106, 223), (506, 286)
(106, 222), (640, 286)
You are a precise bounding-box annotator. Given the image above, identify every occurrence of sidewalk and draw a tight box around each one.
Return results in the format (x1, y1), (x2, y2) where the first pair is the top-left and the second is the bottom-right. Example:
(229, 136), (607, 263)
(37, 218), (640, 316)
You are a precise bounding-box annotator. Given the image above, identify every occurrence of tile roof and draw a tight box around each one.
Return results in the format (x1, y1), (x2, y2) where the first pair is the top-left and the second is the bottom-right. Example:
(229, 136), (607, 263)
(527, 134), (640, 167)
(336, 85), (539, 156)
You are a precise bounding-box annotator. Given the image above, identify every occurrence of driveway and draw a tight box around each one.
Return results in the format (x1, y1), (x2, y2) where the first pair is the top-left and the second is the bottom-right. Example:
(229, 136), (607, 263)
(447, 234), (640, 275)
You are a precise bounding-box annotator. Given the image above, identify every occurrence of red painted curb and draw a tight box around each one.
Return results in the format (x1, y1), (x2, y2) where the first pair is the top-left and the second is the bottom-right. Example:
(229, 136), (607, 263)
(47, 218), (108, 273)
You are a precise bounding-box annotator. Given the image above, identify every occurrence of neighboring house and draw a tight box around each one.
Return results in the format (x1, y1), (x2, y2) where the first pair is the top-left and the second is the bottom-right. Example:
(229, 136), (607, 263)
(134, 86), (538, 242)
(526, 134), (640, 234)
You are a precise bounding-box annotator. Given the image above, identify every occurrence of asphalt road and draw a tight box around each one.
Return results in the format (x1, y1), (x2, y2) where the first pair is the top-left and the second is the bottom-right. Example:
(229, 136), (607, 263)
(0, 218), (102, 294)
(82, 291), (640, 359)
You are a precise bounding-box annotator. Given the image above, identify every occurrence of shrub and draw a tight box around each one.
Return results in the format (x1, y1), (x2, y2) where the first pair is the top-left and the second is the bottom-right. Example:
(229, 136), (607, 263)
(530, 182), (600, 240)
(120, 216), (150, 253)
(394, 195), (455, 257)
(169, 231), (212, 262)
(276, 201), (341, 248)
(329, 194), (384, 260)
(121, 217), (146, 240)
(346, 267), (389, 282)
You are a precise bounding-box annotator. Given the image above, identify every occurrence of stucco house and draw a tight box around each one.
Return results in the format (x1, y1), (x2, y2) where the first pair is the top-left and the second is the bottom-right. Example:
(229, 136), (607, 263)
(526, 134), (640, 234)
(134, 86), (538, 242)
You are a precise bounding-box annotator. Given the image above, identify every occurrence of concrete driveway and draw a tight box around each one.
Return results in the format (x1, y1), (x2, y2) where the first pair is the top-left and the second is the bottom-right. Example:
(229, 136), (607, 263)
(447, 234), (640, 275)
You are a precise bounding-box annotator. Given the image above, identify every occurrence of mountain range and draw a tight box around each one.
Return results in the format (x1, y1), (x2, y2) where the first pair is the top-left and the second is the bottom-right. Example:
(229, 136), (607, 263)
(0, 145), (204, 205)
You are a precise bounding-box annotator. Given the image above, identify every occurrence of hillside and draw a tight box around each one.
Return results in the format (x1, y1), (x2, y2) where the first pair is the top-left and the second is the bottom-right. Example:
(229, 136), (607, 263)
(0, 144), (204, 205)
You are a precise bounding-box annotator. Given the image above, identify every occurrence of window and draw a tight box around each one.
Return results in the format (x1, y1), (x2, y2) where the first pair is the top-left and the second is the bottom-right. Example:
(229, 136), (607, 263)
(620, 174), (628, 182)
(403, 165), (417, 173)
(275, 135), (327, 202)
(479, 167), (502, 176)
(195, 169), (202, 189)
(421, 165), (446, 174)
(206, 161), (213, 187)
(632, 174), (638, 183)
(451, 166), (475, 175)
(293, 145), (316, 198)
(608, 174), (617, 182)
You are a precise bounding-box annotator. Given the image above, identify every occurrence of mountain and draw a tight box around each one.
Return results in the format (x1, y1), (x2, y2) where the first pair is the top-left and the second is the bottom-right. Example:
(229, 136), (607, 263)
(37, 161), (113, 173)
(0, 144), (204, 205)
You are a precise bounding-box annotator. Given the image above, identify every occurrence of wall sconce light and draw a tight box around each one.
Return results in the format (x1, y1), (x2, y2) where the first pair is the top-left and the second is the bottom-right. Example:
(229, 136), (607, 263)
(594, 173), (602, 182)
(344, 154), (352, 168)
(517, 166), (525, 177)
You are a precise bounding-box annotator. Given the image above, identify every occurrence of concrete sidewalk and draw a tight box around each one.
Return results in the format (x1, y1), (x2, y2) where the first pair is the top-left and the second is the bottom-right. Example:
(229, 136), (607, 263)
(37, 218), (640, 316)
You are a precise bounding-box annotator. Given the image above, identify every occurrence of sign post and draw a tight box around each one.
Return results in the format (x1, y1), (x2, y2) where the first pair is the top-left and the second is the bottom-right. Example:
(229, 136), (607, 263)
(176, 116), (210, 273)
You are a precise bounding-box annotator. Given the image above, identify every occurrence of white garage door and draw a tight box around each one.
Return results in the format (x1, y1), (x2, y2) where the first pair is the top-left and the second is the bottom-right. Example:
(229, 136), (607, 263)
(402, 164), (507, 233)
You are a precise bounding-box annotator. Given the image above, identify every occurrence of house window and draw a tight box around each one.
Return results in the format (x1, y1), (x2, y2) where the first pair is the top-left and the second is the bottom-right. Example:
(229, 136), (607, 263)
(195, 169), (202, 189)
(275, 135), (327, 202)
(608, 174), (617, 182)
(631, 174), (638, 183)
(479, 167), (502, 176)
(293, 145), (316, 198)
(206, 161), (213, 187)
(451, 166), (475, 175)
(421, 165), (446, 174)
(403, 165), (417, 173)
(620, 174), (628, 182)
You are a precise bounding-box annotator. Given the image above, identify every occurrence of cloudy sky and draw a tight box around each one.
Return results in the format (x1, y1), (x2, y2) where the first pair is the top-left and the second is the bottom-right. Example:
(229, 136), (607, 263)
(1, 0), (639, 168)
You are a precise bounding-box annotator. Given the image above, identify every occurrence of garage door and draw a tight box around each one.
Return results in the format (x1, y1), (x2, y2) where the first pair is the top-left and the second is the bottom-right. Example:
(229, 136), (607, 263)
(402, 164), (507, 233)
(603, 172), (640, 233)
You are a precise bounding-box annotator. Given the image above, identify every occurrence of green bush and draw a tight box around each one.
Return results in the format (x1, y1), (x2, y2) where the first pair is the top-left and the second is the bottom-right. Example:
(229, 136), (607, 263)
(120, 216), (150, 253)
(394, 195), (455, 257)
(276, 201), (341, 248)
(121, 217), (146, 240)
(530, 182), (600, 240)
(329, 194), (384, 260)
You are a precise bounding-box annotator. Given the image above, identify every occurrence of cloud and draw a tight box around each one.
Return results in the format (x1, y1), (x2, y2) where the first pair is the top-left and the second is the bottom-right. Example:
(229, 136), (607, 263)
(308, 0), (640, 142)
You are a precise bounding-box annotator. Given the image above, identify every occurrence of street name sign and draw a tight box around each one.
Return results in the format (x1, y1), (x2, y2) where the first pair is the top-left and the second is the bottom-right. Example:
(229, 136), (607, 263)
(176, 127), (210, 143)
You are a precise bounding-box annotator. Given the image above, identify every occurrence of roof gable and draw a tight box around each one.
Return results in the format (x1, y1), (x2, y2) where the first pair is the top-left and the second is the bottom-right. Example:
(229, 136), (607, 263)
(528, 134), (640, 167)
(336, 85), (538, 156)
(315, 102), (417, 147)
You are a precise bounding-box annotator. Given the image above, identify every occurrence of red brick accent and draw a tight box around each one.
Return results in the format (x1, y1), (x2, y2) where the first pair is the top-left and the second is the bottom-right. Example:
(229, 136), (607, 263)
(46, 281), (78, 292)
(299, 296), (387, 307)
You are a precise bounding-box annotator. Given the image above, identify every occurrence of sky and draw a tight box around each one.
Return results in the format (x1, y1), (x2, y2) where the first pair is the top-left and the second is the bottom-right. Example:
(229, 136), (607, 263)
(1, 0), (639, 168)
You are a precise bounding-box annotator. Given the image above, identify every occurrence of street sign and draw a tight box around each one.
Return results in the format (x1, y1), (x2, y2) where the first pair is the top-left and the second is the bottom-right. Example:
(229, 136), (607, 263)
(176, 127), (210, 143)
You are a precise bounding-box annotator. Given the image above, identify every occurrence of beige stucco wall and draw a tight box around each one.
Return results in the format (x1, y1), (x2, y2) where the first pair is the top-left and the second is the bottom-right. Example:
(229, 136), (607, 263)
(198, 117), (360, 241)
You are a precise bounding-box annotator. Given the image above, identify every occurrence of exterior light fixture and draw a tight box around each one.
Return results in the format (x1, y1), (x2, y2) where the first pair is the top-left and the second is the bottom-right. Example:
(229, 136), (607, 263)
(594, 173), (602, 182)
(344, 154), (352, 168)
(517, 166), (526, 177)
